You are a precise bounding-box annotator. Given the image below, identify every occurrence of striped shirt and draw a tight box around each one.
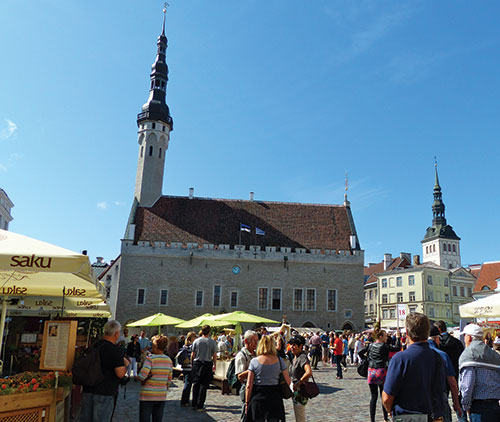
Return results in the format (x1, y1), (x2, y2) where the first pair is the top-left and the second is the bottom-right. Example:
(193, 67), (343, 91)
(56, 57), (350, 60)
(459, 366), (500, 411)
(138, 354), (173, 401)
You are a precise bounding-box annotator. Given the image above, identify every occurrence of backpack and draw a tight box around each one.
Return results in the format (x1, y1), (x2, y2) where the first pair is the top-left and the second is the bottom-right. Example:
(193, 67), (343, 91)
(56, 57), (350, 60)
(226, 358), (241, 391)
(72, 342), (105, 387)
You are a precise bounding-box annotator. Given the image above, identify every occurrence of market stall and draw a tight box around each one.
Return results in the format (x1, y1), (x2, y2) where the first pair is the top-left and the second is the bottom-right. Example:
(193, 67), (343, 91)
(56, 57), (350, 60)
(0, 229), (106, 421)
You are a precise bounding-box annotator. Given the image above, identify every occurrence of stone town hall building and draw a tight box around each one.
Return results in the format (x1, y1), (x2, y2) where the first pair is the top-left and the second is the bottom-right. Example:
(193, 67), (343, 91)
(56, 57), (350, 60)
(114, 16), (364, 330)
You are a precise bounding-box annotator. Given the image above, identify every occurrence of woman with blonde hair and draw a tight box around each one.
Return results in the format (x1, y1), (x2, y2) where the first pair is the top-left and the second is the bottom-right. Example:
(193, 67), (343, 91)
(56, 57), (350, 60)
(245, 334), (291, 421)
(178, 331), (197, 407)
(138, 335), (173, 422)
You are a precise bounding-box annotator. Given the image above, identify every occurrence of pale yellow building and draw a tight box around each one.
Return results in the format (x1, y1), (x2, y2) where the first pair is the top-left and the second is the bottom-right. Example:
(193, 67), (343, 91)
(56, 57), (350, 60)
(376, 263), (454, 328)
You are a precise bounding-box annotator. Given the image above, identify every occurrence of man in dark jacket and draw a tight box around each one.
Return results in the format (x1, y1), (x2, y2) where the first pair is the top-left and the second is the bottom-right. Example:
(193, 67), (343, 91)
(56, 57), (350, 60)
(434, 320), (464, 380)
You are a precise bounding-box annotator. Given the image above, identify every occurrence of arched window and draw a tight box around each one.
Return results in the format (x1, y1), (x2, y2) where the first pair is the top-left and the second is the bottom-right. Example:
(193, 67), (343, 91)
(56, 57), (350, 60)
(426, 246), (429, 254)
(452, 244), (456, 253)
(149, 146), (153, 156)
(443, 243), (447, 252)
(159, 148), (162, 159)
(140, 146), (143, 157)
(481, 286), (491, 291)
(432, 244), (436, 252)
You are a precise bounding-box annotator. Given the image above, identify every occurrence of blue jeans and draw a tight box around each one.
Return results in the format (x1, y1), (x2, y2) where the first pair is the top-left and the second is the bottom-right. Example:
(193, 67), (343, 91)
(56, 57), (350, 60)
(139, 401), (166, 422)
(181, 370), (192, 405)
(469, 399), (500, 422)
(79, 392), (115, 422)
(335, 355), (343, 378)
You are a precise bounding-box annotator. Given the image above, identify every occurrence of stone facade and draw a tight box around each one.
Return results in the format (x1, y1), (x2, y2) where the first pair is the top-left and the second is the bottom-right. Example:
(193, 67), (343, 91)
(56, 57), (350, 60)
(0, 189), (14, 231)
(115, 242), (364, 331)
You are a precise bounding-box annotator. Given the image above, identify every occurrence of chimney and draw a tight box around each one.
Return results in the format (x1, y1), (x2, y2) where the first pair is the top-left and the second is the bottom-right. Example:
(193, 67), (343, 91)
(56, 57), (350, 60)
(383, 253), (392, 270)
(249, 192), (254, 201)
(189, 187), (194, 199)
(413, 255), (421, 266)
(96, 257), (104, 263)
(400, 252), (411, 263)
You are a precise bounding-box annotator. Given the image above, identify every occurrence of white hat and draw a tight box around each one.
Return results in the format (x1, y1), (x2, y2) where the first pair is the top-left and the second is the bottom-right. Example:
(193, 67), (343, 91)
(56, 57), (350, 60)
(459, 324), (483, 338)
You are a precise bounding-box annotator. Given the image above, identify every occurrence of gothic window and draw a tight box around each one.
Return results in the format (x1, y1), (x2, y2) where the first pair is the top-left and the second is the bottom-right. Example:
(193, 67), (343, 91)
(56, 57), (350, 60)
(160, 289), (168, 305)
(327, 289), (337, 311)
(159, 148), (162, 158)
(271, 288), (282, 310)
(230, 291), (238, 308)
(137, 288), (145, 305)
(140, 146), (143, 157)
(195, 291), (203, 307)
(294, 289), (303, 311)
(149, 146), (153, 156)
(433, 244), (436, 252)
(258, 288), (268, 310)
(162, 125), (166, 131)
(306, 289), (315, 311)
(213, 285), (221, 307)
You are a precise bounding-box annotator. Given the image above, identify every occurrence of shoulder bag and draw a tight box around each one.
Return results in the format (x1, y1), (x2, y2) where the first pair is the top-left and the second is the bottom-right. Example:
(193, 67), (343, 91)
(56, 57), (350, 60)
(299, 372), (320, 399)
(278, 358), (293, 399)
(357, 344), (370, 378)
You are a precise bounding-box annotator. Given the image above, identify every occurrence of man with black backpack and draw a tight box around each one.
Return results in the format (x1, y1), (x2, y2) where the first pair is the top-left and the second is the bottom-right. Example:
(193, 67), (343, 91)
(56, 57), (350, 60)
(79, 320), (129, 422)
(234, 330), (258, 421)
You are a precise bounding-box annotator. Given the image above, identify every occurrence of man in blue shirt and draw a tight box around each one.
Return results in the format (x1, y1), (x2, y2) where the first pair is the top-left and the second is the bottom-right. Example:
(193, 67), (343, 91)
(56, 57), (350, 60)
(320, 332), (330, 365)
(429, 326), (462, 422)
(382, 313), (445, 420)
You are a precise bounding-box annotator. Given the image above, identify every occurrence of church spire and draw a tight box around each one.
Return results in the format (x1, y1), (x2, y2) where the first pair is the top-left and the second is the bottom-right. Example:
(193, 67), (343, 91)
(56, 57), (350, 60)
(137, 5), (173, 129)
(432, 158), (446, 227)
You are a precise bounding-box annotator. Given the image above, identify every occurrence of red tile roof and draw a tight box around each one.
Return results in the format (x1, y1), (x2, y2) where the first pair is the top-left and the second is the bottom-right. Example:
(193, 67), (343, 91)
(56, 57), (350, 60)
(473, 261), (500, 292)
(364, 257), (411, 284)
(133, 196), (356, 251)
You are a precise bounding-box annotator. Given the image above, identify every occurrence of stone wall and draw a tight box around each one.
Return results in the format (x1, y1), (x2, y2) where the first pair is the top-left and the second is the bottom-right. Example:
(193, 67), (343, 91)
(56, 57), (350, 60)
(115, 243), (364, 331)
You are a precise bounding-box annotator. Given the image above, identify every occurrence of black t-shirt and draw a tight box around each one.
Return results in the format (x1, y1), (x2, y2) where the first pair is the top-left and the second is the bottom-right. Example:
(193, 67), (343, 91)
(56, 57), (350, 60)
(83, 339), (125, 396)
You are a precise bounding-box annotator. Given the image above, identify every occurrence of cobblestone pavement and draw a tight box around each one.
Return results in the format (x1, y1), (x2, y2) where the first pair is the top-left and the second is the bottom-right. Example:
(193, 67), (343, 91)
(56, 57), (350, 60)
(108, 363), (460, 422)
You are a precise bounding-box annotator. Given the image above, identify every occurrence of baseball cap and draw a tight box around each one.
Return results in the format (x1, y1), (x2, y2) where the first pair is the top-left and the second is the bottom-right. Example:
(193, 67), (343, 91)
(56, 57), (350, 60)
(288, 335), (306, 346)
(429, 326), (440, 337)
(459, 324), (483, 337)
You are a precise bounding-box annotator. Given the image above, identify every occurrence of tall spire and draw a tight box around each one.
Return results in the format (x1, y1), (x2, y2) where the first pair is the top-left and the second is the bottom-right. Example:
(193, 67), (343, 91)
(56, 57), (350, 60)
(137, 5), (173, 129)
(431, 158), (446, 227)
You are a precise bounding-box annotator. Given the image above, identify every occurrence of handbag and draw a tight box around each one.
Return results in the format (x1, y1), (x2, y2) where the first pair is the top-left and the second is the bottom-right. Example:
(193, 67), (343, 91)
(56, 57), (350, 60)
(298, 373), (319, 399)
(278, 359), (293, 399)
(357, 344), (370, 378)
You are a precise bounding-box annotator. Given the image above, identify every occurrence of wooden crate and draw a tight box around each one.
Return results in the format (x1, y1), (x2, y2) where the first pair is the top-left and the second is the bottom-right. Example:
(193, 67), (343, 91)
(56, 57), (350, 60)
(0, 388), (68, 422)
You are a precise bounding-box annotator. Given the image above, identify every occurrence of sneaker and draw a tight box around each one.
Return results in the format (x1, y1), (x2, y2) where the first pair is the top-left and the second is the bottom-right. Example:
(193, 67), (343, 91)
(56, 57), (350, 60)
(343, 367), (347, 372)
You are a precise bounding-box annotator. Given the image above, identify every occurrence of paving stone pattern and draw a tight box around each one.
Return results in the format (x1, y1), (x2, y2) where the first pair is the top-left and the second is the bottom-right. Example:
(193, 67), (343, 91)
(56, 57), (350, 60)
(108, 363), (460, 422)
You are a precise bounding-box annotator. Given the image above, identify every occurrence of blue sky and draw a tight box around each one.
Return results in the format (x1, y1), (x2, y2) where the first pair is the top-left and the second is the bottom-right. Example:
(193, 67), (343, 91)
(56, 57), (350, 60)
(1, 1), (499, 267)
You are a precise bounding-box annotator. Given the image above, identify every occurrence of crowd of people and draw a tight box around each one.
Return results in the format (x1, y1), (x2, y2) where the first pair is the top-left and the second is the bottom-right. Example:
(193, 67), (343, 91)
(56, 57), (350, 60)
(77, 316), (500, 422)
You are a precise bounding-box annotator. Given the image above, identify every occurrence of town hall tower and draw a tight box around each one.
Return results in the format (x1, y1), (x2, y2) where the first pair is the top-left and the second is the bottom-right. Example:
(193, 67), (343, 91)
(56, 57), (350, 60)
(134, 10), (173, 207)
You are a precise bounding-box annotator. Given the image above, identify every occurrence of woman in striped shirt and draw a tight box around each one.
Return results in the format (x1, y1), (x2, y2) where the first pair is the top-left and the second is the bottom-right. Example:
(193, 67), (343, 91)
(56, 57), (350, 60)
(138, 334), (173, 422)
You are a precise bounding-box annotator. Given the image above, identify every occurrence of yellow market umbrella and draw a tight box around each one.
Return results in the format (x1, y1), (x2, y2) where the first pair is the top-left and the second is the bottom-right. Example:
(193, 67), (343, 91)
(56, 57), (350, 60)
(0, 229), (105, 371)
(127, 313), (185, 333)
(212, 311), (279, 324)
(175, 313), (235, 329)
(7, 296), (110, 318)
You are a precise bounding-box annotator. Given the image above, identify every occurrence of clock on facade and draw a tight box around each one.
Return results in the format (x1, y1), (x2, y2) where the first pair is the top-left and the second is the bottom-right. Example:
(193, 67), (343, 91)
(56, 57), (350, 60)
(232, 266), (241, 274)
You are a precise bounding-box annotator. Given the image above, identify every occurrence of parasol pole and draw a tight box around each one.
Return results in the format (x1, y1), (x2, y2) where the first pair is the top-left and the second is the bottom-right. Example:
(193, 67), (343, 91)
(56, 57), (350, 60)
(0, 298), (7, 374)
(61, 286), (66, 318)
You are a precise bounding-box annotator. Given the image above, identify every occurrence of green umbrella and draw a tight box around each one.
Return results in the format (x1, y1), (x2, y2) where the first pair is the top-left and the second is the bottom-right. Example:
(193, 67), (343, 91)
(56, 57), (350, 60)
(127, 313), (185, 333)
(212, 311), (279, 324)
(175, 313), (238, 329)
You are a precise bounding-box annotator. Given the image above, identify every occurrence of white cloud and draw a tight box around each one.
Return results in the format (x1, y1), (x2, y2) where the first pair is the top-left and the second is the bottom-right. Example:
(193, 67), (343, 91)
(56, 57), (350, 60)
(113, 201), (124, 206)
(0, 119), (17, 141)
(97, 202), (108, 210)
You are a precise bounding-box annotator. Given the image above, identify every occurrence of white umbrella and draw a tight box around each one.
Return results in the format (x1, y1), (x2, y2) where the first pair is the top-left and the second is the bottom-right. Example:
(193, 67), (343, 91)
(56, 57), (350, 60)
(459, 292), (500, 318)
